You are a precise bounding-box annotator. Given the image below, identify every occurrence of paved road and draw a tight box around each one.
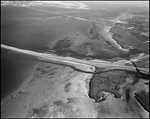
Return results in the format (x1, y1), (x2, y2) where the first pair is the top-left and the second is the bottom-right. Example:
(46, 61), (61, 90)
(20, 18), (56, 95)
(1, 44), (149, 74)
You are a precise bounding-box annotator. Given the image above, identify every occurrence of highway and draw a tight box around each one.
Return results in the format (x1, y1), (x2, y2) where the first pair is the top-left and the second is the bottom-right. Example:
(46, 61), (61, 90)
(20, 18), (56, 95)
(1, 44), (149, 74)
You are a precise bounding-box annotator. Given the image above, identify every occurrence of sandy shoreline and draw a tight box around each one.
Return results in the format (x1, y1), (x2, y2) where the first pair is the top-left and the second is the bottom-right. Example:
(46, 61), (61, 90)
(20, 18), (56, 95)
(102, 25), (129, 52)
(1, 61), (96, 117)
(1, 63), (38, 106)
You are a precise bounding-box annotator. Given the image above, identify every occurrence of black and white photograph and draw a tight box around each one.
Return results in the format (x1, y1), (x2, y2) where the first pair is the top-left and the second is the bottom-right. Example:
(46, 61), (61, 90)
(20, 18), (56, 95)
(1, 1), (149, 118)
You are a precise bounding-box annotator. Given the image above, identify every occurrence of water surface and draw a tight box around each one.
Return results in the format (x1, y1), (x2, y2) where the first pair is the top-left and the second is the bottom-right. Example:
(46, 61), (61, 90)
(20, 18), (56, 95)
(1, 6), (92, 100)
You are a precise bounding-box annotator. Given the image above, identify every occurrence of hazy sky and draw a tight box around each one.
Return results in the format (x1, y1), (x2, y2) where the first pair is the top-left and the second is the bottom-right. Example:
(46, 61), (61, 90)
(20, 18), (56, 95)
(1, 1), (149, 11)
(81, 1), (148, 7)
(107, 1), (149, 7)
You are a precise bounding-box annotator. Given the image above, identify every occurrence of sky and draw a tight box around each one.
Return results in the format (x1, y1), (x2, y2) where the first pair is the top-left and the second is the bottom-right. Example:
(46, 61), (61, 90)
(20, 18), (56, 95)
(82, 1), (149, 8)
(1, 1), (149, 11)
(108, 1), (149, 7)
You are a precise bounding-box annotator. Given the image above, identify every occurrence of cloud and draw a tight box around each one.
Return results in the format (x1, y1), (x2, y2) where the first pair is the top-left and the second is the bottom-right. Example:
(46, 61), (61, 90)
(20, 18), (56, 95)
(105, 1), (149, 8)
(36, 1), (90, 9)
(1, 1), (90, 9)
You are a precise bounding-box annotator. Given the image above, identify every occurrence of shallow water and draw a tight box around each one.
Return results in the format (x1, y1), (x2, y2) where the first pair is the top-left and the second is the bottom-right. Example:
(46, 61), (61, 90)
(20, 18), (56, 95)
(1, 48), (37, 99)
(1, 6), (92, 100)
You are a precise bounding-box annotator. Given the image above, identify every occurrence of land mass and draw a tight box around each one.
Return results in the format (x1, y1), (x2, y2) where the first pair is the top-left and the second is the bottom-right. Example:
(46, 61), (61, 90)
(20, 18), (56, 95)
(1, 44), (149, 118)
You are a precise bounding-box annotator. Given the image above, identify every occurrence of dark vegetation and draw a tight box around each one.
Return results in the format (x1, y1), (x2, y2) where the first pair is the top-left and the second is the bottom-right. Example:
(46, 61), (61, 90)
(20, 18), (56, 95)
(88, 68), (149, 112)
(60, 17), (148, 60)
(89, 64), (149, 111)
(88, 70), (127, 101)
(52, 38), (143, 60)
(31, 104), (49, 118)
(110, 27), (149, 54)
(134, 91), (149, 112)
(111, 16), (149, 54)
(52, 21), (146, 61)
